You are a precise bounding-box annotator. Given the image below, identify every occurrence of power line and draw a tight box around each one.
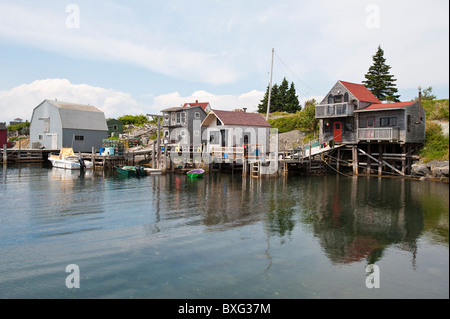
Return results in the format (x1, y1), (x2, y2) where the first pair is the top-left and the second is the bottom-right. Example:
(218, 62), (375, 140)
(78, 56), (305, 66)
(273, 51), (322, 97)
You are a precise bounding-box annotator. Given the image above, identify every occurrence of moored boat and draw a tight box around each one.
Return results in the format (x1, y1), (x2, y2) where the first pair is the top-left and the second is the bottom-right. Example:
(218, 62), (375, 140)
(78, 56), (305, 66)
(48, 148), (93, 170)
(186, 169), (205, 178)
(115, 165), (146, 177)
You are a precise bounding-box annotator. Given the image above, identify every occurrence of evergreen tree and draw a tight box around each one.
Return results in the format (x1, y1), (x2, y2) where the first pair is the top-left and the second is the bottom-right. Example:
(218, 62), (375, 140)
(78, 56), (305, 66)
(363, 46), (400, 102)
(257, 85), (270, 114)
(257, 78), (301, 114)
(285, 82), (301, 113)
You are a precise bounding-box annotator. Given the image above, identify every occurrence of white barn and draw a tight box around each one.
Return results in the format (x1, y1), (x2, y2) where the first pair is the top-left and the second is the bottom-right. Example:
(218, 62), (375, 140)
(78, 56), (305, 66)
(29, 99), (108, 152)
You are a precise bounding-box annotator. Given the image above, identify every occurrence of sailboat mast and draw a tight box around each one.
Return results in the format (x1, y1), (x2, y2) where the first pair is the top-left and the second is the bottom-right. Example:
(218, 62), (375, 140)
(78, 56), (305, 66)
(266, 48), (274, 121)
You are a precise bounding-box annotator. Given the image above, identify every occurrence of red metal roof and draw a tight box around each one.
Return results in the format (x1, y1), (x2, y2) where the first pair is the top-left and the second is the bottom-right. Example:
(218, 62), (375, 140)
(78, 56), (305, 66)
(356, 101), (416, 112)
(339, 81), (381, 104)
(183, 101), (210, 110)
(210, 110), (272, 127)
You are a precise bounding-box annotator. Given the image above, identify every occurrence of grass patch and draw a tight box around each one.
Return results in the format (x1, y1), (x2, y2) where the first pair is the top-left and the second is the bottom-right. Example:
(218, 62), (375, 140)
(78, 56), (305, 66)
(420, 121), (449, 162)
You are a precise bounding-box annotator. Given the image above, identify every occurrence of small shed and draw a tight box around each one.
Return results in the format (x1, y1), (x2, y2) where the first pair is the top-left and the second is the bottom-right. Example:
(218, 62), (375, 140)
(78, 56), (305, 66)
(107, 118), (124, 137)
(29, 99), (108, 152)
(0, 122), (7, 147)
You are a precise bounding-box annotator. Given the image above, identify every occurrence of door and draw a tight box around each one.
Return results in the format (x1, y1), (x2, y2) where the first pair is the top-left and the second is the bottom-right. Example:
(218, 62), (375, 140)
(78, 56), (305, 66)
(334, 122), (342, 142)
(47, 134), (57, 149)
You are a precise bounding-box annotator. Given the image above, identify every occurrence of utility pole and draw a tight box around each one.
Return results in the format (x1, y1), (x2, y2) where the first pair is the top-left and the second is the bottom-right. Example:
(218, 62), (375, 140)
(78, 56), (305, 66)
(266, 48), (274, 121)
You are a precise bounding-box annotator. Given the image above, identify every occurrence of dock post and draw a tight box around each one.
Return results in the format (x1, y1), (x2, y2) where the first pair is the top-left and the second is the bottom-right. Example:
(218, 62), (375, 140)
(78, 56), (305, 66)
(378, 144), (383, 176)
(2, 144), (7, 165)
(352, 145), (359, 175)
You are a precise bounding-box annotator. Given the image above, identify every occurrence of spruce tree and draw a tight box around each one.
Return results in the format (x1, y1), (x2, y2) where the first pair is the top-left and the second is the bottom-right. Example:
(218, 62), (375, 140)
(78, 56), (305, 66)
(285, 82), (301, 113)
(363, 46), (400, 102)
(257, 78), (301, 114)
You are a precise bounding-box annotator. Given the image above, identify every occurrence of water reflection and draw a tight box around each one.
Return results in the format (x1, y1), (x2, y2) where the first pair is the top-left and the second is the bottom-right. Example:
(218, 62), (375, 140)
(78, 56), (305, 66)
(155, 174), (448, 267)
(297, 176), (448, 265)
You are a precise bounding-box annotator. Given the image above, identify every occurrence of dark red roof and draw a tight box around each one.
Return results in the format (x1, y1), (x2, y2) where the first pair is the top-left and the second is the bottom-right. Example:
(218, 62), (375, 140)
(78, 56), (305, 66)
(212, 110), (271, 127)
(357, 101), (416, 112)
(339, 81), (381, 104)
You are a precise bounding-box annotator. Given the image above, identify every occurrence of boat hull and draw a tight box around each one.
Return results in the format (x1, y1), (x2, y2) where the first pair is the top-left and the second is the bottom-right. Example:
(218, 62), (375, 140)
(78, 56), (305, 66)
(115, 166), (146, 177)
(49, 158), (93, 170)
(187, 169), (205, 179)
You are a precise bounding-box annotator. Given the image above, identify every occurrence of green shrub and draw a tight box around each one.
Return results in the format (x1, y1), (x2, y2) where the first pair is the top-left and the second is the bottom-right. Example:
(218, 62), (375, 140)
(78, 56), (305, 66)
(420, 121), (449, 162)
(421, 99), (449, 121)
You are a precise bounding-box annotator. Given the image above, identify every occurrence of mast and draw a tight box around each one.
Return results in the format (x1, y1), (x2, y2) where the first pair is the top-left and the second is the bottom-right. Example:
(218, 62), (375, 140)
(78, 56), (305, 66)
(266, 48), (274, 121)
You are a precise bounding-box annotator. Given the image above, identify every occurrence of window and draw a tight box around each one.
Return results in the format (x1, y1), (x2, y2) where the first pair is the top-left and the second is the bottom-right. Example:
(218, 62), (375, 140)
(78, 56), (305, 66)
(327, 94), (334, 104)
(176, 112), (186, 124)
(334, 95), (342, 103)
(407, 115), (411, 132)
(216, 118), (222, 126)
(74, 135), (84, 141)
(344, 118), (353, 131)
(43, 118), (50, 133)
(380, 117), (397, 127)
(344, 92), (349, 102)
(39, 135), (43, 140)
(210, 131), (220, 144)
(195, 112), (200, 119)
(367, 117), (375, 127)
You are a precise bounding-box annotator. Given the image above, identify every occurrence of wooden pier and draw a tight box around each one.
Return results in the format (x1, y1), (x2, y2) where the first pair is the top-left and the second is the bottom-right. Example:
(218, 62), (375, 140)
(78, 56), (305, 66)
(2, 141), (420, 178)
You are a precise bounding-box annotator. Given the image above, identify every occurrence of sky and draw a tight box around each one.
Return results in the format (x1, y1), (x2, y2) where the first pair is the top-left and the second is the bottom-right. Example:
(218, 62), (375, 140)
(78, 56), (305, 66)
(0, 0), (448, 123)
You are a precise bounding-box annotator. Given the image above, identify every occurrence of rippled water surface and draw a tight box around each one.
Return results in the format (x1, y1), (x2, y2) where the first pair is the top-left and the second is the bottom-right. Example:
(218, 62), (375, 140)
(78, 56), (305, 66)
(0, 165), (448, 298)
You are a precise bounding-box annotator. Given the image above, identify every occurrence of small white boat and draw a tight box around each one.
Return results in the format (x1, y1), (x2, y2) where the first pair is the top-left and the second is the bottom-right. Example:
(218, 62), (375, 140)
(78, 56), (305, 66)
(48, 148), (93, 170)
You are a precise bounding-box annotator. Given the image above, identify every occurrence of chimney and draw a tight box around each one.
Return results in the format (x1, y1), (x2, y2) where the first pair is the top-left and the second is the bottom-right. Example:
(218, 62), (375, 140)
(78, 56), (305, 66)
(243, 108), (247, 113)
(195, 100), (198, 103)
(418, 86), (422, 123)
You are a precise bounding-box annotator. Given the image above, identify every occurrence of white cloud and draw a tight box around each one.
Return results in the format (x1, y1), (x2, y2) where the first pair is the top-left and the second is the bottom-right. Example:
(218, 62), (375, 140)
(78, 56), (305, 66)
(0, 79), (268, 123)
(0, 79), (146, 123)
(152, 89), (265, 113)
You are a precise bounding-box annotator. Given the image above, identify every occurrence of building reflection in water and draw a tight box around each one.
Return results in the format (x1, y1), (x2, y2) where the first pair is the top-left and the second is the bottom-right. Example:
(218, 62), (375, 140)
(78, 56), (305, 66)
(153, 173), (448, 268)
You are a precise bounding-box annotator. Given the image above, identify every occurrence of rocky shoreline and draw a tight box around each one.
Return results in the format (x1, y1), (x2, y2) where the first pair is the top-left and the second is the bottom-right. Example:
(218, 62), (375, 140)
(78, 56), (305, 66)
(411, 160), (449, 182)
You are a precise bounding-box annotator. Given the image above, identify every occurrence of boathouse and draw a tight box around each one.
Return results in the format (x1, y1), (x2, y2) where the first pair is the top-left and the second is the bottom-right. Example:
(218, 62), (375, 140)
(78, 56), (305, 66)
(201, 109), (273, 162)
(161, 104), (208, 146)
(29, 99), (108, 153)
(315, 80), (426, 176)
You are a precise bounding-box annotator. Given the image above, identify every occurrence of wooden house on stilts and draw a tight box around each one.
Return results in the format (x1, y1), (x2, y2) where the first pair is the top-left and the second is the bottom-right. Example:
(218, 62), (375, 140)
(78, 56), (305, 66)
(315, 80), (426, 176)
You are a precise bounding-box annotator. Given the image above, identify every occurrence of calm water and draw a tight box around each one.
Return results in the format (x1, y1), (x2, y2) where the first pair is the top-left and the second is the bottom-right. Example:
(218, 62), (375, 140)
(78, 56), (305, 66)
(0, 164), (448, 299)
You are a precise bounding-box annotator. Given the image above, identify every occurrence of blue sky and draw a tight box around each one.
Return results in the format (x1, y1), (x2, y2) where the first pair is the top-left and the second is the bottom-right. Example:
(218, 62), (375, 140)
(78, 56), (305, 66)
(0, 0), (448, 123)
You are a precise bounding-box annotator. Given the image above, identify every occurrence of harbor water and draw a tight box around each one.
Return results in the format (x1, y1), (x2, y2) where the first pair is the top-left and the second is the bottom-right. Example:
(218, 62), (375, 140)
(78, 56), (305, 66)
(0, 164), (448, 299)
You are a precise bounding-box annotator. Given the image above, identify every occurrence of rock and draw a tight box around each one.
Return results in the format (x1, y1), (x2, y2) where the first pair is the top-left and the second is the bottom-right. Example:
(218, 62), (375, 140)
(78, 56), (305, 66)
(429, 161), (449, 178)
(411, 163), (430, 177)
(412, 160), (449, 179)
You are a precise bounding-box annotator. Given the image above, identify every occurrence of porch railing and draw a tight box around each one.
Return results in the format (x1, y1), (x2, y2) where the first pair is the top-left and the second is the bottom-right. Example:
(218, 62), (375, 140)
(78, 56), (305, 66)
(315, 103), (354, 118)
(357, 128), (400, 141)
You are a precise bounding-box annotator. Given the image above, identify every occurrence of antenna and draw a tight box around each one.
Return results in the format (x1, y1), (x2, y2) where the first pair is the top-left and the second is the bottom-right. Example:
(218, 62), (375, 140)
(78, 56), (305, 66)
(416, 86), (422, 124)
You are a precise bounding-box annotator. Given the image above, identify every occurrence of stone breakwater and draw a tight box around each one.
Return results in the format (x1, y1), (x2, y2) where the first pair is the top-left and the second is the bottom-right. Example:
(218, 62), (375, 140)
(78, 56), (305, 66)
(411, 160), (449, 182)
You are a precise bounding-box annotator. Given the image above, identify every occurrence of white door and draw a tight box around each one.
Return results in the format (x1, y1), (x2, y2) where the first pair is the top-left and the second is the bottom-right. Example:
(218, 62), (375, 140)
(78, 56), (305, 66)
(47, 134), (58, 149)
